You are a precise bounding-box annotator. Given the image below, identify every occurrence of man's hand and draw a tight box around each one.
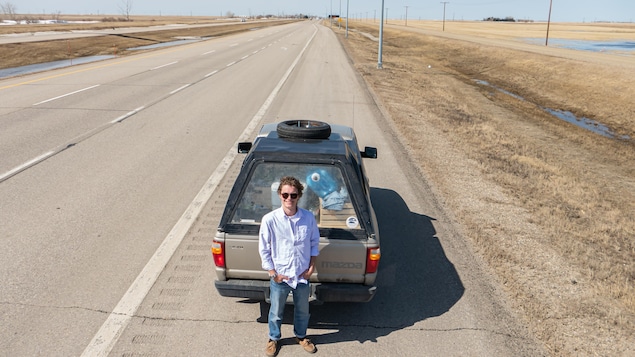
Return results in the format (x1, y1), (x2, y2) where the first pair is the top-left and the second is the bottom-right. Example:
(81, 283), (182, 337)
(302, 265), (315, 280)
(302, 256), (317, 280)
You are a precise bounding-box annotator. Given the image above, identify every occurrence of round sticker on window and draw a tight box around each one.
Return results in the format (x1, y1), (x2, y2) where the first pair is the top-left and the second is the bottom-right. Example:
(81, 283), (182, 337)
(346, 216), (359, 229)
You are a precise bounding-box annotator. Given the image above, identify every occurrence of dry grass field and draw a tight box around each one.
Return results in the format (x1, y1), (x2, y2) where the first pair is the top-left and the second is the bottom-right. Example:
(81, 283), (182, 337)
(335, 20), (634, 356)
(1, 16), (634, 356)
(391, 20), (635, 41)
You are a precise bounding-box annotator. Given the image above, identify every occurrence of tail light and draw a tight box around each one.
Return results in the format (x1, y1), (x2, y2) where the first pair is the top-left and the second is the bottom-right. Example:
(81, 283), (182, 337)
(366, 247), (380, 273)
(211, 241), (225, 268)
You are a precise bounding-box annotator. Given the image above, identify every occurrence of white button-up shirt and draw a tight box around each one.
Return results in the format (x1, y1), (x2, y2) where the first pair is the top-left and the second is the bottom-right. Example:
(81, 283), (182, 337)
(259, 207), (320, 288)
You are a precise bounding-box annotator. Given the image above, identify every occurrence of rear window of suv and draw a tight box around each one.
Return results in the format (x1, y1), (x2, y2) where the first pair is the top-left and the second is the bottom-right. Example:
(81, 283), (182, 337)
(230, 162), (360, 230)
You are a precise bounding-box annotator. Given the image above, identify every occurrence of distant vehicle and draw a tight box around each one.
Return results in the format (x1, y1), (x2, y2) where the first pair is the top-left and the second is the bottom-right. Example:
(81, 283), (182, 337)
(212, 120), (380, 303)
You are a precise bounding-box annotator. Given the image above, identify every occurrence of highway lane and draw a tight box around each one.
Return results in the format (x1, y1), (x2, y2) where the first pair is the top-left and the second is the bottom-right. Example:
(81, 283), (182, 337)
(0, 21), (315, 356)
(0, 22), (303, 180)
(110, 24), (544, 356)
(0, 20), (545, 356)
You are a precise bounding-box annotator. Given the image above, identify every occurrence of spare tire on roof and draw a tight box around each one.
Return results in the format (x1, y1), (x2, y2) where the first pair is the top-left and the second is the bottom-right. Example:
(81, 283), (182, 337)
(276, 120), (331, 139)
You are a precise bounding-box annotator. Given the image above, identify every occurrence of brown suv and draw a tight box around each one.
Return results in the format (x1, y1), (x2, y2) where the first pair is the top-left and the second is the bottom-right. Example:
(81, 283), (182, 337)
(212, 120), (380, 302)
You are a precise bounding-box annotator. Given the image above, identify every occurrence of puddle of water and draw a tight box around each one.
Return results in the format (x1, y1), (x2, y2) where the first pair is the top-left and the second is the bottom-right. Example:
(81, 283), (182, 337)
(474, 79), (524, 100)
(545, 108), (629, 139)
(473, 79), (630, 141)
(0, 55), (115, 79)
(524, 38), (635, 54)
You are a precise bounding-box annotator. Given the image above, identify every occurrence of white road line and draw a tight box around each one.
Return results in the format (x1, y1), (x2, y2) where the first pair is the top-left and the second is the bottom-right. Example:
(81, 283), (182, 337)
(33, 85), (100, 105)
(226, 61), (236, 67)
(81, 24), (319, 357)
(205, 70), (219, 78)
(0, 151), (56, 182)
(241, 55), (249, 60)
(202, 50), (216, 55)
(170, 84), (191, 94)
(151, 61), (178, 70)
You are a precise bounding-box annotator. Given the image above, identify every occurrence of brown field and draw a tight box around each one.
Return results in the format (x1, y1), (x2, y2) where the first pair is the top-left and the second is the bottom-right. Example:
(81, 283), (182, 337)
(1, 17), (634, 356)
(335, 20), (634, 356)
(389, 20), (635, 41)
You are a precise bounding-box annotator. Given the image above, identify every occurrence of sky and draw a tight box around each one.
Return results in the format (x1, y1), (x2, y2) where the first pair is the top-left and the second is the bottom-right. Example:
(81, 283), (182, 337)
(8, 1), (635, 23)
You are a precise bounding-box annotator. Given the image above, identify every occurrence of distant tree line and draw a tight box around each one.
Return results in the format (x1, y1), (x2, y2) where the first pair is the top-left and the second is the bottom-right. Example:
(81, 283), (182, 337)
(483, 16), (516, 22)
(225, 10), (310, 19)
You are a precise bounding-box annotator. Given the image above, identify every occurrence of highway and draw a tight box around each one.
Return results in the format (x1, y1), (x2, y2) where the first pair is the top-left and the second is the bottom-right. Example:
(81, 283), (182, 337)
(0, 20), (544, 356)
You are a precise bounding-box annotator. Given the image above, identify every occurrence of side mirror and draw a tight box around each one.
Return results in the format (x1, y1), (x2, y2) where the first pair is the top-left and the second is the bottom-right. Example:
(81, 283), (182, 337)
(361, 146), (378, 159)
(237, 142), (252, 153)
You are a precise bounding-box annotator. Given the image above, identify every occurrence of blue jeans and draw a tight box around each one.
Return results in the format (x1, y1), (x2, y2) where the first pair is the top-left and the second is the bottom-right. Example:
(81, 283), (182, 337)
(268, 280), (310, 341)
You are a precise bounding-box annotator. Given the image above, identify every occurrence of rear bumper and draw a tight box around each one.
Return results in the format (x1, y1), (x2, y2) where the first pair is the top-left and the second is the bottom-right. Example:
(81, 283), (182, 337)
(215, 279), (377, 303)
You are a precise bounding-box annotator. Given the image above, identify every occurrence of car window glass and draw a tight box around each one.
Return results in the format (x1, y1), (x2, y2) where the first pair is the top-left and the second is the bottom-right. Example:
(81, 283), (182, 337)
(230, 163), (360, 229)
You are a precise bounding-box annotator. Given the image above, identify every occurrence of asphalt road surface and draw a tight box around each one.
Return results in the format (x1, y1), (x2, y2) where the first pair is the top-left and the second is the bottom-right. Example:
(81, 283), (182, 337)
(0, 20), (545, 356)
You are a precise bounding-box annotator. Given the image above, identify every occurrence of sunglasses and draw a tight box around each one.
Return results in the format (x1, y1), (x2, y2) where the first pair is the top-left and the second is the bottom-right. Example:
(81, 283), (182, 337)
(281, 193), (299, 199)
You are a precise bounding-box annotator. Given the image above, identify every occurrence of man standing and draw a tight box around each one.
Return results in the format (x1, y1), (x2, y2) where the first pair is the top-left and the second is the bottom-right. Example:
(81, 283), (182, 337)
(259, 176), (320, 356)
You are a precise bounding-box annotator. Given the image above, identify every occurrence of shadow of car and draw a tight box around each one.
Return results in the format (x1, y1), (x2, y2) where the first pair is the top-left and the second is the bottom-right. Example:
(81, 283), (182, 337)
(250, 187), (464, 344)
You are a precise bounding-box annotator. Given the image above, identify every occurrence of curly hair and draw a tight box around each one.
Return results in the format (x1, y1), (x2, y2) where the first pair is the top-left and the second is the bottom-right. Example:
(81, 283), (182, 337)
(277, 176), (304, 197)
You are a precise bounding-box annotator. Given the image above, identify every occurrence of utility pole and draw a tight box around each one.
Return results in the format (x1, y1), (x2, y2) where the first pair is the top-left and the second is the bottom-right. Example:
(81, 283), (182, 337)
(404, 6), (409, 26)
(346, 0), (349, 38)
(441, 2), (449, 31)
(379, 0), (385, 69)
(546, 0), (553, 46)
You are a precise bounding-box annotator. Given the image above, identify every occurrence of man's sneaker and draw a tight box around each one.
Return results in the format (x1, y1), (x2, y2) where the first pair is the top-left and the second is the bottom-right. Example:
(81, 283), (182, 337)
(296, 337), (317, 353)
(265, 339), (278, 357)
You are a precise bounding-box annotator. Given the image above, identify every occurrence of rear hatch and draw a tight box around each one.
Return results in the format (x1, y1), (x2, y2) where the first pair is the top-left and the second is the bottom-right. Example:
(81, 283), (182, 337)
(222, 232), (368, 283)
